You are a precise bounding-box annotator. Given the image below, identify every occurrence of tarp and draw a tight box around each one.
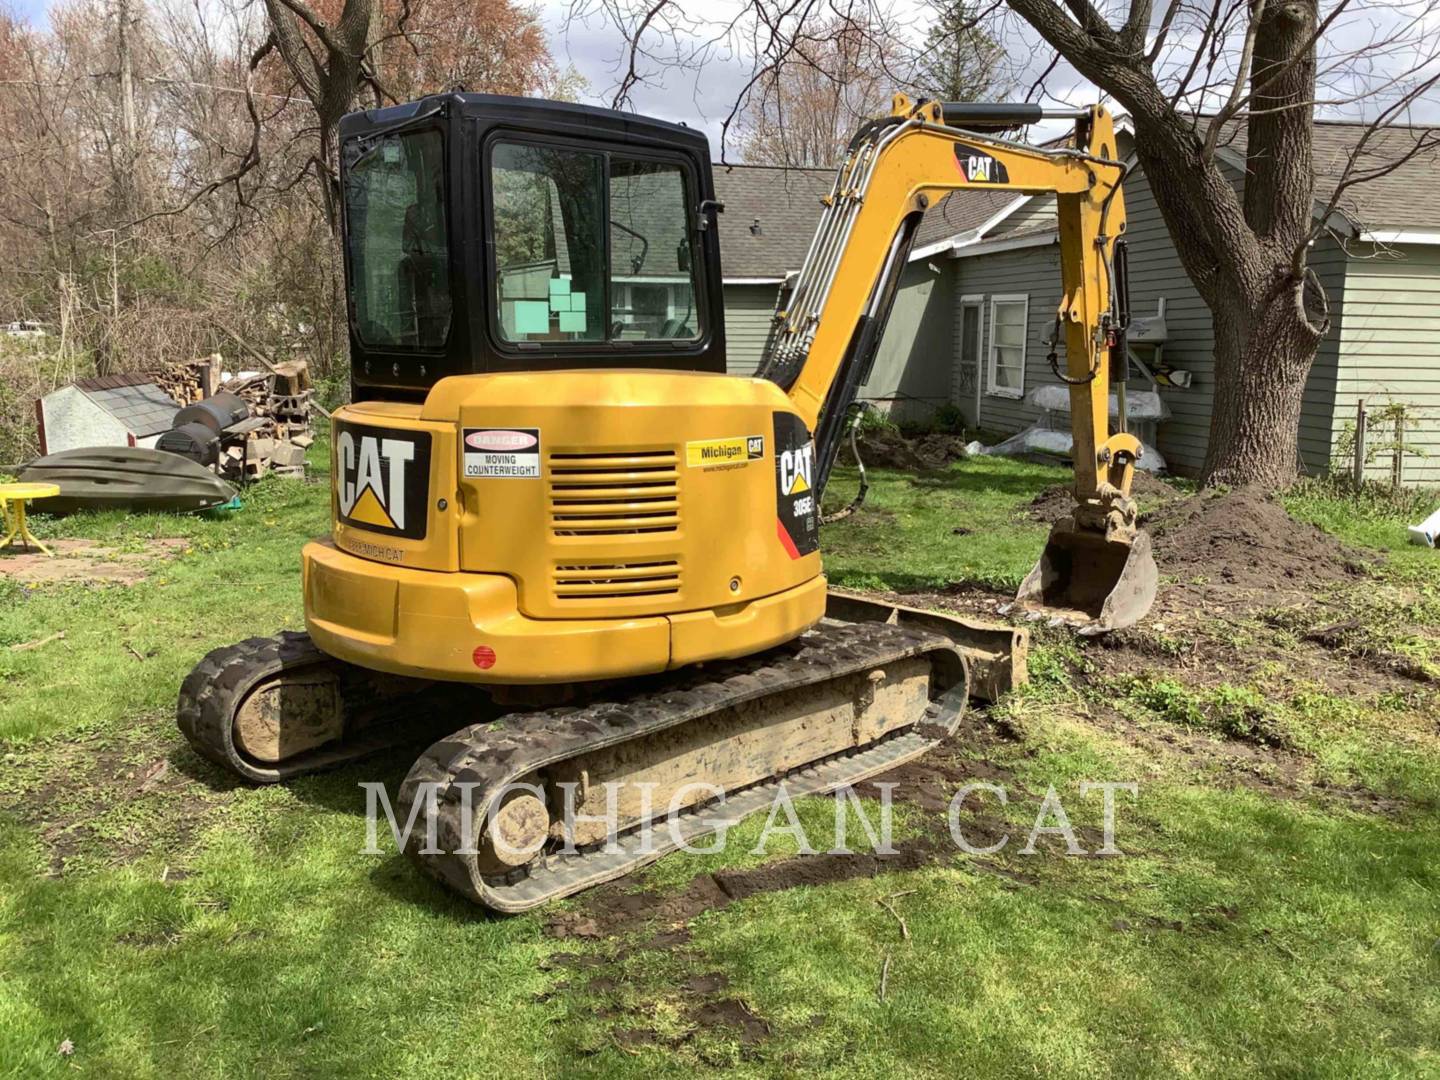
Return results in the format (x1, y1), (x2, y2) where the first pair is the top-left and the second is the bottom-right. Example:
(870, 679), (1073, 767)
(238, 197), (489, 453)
(1025, 384), (1171, 421)
(967, 424), (1167, 473)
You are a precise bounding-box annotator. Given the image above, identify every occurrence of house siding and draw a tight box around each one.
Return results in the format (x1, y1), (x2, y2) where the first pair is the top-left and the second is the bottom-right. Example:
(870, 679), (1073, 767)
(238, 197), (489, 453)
(952, 242), (1064, 435)
(947, 160), (1347, 478)
(987, 196), (1056, 238)
(723, 264), (956, 426)
(1334, 242), (1440, 484)
(860, 260), (956, 424)
(722, 283), (781, 376)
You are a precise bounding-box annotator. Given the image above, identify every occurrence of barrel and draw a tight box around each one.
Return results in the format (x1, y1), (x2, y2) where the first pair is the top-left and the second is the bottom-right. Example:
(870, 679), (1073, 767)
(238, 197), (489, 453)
(174, 391), (250, 433)
(155, 422), (221, 466)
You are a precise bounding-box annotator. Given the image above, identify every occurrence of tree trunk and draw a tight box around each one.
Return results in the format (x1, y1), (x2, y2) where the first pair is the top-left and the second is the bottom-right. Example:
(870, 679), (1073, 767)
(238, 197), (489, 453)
(1204, 278), (1320, 487)
(1006, 0), (1328, 492)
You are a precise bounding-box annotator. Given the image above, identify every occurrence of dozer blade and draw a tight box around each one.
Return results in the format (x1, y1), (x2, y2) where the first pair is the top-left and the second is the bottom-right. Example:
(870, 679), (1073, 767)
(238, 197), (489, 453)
(1014, 520), (1157, 633)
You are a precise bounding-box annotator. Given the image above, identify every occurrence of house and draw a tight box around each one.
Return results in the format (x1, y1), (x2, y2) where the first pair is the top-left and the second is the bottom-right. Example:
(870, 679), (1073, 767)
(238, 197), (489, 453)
(36, 374), (180, 455)
(712, 120), (1440, 483)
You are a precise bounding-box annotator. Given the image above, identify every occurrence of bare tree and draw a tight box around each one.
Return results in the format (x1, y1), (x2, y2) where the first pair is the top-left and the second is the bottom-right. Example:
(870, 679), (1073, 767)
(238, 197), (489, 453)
(255, 0), (385, 226)
(570, 0), (1440, 491)
(0, 0), (561, 457)
(739, 15), (907, 166)
(992, 0), (1440, 488)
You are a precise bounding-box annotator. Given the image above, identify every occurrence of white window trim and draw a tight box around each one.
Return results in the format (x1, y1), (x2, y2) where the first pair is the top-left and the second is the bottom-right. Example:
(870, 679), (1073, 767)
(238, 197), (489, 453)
(986, 294), (1029, 400)
(958, 293), (986, 418)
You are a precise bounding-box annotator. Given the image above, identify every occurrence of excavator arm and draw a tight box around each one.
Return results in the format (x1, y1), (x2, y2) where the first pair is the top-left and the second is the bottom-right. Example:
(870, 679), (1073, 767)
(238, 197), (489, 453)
(760, 95), (1157, 632)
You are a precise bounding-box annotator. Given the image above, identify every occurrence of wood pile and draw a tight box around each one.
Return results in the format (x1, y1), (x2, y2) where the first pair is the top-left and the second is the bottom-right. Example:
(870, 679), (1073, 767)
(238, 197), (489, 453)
(151, 353), (320, 483)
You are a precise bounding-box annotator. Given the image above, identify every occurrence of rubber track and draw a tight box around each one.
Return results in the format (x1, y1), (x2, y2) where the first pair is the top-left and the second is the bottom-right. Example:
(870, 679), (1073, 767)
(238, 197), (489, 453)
(176, 631), (448, 783)
(398, 619), (968, 913)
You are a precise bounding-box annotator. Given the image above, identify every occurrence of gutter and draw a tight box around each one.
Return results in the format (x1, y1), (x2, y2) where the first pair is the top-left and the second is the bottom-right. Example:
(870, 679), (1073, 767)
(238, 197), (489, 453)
(947, 231), (1058, 259)
(1357, 229), (1440, 246)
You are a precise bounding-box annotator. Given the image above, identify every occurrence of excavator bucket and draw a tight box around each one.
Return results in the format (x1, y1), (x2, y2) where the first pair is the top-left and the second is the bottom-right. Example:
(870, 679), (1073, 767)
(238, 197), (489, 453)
(1015, 520), (1157, 633)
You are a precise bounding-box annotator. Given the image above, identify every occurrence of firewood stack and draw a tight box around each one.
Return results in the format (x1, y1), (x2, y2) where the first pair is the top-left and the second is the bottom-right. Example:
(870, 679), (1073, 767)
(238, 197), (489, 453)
(150, 354), (320, 483)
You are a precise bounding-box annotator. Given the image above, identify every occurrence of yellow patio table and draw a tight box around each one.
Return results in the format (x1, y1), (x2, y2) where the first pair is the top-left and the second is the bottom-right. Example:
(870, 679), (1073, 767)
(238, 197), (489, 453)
(0, 482), (60, 556)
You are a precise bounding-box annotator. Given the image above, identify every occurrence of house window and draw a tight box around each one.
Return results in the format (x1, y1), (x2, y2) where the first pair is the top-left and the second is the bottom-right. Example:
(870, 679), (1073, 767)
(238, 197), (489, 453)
(987, 295), (1028, 399)
(957, 295), (984, 419)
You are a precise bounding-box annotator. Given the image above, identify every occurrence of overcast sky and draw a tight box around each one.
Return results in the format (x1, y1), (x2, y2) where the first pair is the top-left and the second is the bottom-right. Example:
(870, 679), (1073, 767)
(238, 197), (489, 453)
(11, 0), (1438, 160)
(537, 0), (1102, 155)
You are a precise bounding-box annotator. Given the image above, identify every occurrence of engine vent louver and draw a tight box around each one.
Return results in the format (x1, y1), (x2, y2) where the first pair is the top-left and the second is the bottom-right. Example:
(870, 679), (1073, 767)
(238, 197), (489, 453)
(552, 560), (682, 600)
(547, 451), (680, 536)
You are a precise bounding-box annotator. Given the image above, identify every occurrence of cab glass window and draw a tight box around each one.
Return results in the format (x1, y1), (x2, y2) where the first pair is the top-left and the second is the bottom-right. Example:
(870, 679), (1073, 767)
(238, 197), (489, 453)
(492, 142), (606, 341)
(609, 160), (697, 340)
(344, 131), (451, 349)
(490, 141), (702, 345)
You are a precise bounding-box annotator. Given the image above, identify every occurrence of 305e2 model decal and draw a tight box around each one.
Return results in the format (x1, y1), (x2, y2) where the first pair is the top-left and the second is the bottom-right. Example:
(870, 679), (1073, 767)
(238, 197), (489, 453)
(773, 413), (818, 558)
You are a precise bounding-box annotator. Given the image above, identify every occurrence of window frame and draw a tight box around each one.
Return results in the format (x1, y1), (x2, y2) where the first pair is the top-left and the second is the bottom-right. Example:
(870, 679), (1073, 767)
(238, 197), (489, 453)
(957, 293), (985, 418)
(340, 124), (454, 355)
(481, 131), (705, 354)
(986, 293), (1029, 400)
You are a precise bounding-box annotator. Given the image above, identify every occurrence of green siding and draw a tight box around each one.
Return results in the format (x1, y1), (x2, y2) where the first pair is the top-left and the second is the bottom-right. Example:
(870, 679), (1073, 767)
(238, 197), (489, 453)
(722, 265), (956, 425)
(1335, 242), (1440, 484)
(948, 160), (1346, 478)
(988, 196), (1056, 237)
(952, 242), (1065, 436)
(861, 261), (956, 424)
(722, 284), (781, 376)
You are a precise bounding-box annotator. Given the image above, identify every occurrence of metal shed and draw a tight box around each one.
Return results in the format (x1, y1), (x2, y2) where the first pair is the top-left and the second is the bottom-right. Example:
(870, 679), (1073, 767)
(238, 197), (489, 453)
(36, 375), (180, 455)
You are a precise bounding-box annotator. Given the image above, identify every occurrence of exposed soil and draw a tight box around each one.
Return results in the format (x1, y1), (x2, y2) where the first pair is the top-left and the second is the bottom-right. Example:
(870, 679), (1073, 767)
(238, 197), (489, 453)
(0, 537), (189, 586)
(1027, 470), (1182, 526)
(538, 717), (1039, 1057)
(543, 840), (944, 944)
(690, 999), (771, 1046)
(1147, 487), (1373, 592)
(1031, 482), (1374, 604)
(1073, 696), (1416, 816)
(0, 718), (227, 876)
(855, 429), (969, 471)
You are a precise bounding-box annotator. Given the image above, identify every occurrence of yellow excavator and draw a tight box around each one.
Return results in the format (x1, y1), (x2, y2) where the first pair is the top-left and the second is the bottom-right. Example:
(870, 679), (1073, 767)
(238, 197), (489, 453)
(178, 93), (1156, 911)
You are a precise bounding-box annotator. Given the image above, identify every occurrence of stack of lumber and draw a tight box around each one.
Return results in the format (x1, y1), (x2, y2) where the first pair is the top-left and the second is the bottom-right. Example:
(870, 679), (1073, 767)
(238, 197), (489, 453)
(152, 354), (320, 483)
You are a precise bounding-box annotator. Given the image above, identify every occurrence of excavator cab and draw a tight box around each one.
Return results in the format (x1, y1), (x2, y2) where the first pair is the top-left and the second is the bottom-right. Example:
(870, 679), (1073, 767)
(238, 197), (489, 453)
(336, 94), (729, 403)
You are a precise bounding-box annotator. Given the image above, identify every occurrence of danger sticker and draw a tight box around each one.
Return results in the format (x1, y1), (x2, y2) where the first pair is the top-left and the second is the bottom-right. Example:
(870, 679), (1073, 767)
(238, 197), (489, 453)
(686, 435), (764, 470)
(463, 427), (541, 478)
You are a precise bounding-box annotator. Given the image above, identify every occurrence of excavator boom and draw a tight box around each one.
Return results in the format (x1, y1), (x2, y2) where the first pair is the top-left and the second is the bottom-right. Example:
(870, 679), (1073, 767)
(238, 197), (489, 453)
(761, 95), (1156, 632)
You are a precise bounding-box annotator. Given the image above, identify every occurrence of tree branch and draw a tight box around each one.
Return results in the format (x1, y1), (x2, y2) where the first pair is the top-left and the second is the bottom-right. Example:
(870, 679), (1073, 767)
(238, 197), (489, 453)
(1201, 0), (1264, 161)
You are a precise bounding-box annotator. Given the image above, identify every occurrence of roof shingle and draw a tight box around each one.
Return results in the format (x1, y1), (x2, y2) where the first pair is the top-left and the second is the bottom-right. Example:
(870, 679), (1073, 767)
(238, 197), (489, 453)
(1215, 118), (1440, 233)
(713, 163), (1019, 277)
(712, 118), (1440, 278)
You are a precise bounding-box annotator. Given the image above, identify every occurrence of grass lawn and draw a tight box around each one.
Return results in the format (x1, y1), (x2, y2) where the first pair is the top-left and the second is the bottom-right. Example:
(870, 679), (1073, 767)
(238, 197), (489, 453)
(1, 450), (1438, 1077)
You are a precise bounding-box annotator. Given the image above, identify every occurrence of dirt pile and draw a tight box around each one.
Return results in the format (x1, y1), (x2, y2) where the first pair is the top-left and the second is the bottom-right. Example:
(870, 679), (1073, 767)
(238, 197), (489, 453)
(1148, 487), (1372, 590)
(1028, 470), (1179, 524)
(856, 428), (969, 470)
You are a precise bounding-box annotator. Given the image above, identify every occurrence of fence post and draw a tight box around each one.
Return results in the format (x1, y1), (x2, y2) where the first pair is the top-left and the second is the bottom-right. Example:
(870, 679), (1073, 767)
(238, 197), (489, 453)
(1393, 404), (1406, 489)
(1353, 399), (1366, 487)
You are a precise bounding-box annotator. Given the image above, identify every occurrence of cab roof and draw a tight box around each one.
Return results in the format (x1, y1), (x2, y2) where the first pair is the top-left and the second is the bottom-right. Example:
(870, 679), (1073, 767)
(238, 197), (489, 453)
(338, 93), (710, 155)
